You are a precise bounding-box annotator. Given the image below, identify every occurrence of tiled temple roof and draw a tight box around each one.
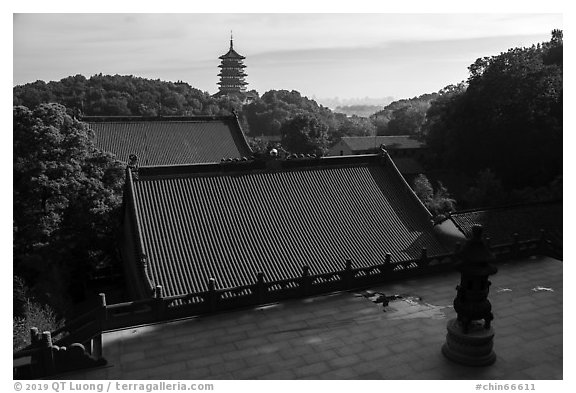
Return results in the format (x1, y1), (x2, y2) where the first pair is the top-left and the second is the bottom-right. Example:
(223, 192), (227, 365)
(86, 116), (251, 165)
(450, 201), (562, 247)
(342, 136), (426, 152)
(124, 153), (450, 297)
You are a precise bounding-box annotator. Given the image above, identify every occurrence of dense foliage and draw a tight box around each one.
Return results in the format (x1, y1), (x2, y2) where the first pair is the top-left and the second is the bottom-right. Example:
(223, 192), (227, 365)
(371, 93), (438, 136)
(412, 174), (456, 217)
(280, 114), (330, 155)
(13, 104), (125, 313)
(243, 90), (338, 137)
(13, 74), (243, 117)
(13, 277), (63, 351)
(423, 31), (562, 192)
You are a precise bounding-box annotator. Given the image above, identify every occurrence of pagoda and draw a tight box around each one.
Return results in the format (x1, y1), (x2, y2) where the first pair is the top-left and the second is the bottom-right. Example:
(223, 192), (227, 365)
(215, 33), (248, 98)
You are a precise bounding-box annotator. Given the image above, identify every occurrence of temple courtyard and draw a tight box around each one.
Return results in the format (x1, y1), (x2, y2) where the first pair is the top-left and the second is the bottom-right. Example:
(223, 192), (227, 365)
(59, 256), (562, 380)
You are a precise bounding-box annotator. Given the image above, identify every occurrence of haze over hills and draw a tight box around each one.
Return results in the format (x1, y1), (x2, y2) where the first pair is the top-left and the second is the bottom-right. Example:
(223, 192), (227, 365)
(312, 96), (395, 110)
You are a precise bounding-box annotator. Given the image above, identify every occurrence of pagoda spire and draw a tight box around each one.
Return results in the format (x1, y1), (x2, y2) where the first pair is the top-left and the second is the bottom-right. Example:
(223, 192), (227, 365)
(230, 30), (233, 50)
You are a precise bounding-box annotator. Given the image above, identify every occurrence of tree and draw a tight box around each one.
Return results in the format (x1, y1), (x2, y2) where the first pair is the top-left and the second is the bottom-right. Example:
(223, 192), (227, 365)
(463, 169), (508, 208)
(247, 137), (274, 155)
(13, 276), (63, 351)
(412, 174), (456, 216)
(371, 93), (438, 136)
(280, 114), (329, 155)
(423, 31), (562, 192)
(13, 104), (125, 309)
(243, 89), (338, 137)
(413, 174), (434, 205)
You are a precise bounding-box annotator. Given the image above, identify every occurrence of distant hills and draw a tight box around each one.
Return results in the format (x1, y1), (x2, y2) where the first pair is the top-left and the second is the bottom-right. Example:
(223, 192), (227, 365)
(314, 96), (394, 111)
(333, 105), (385, 118)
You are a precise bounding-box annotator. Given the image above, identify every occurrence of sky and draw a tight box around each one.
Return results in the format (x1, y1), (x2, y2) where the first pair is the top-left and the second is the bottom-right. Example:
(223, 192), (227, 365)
(13, 12), (562, 106)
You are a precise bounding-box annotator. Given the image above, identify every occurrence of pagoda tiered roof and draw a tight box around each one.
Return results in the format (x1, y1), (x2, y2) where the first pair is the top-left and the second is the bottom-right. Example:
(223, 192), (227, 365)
(216, 35), (249, 96)
(218, 37), (246, 60)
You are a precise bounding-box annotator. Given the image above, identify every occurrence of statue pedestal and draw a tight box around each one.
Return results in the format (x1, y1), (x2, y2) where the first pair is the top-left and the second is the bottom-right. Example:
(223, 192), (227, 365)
(442, 318), (496, 366)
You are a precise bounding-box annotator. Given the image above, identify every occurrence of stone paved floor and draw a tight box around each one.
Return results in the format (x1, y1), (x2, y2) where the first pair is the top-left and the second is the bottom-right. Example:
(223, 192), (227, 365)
(62, 256), (562, 380)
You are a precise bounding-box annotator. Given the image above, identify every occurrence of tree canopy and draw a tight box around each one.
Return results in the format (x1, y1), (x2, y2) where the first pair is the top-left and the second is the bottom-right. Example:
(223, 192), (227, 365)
(371, 93), (438, 136)
(13, 74), (242, 117)
(423, 31), (562, 191)
(13, 103), (125, 309)
(243, 89), (338, 137)
(280, 114), (330, 155)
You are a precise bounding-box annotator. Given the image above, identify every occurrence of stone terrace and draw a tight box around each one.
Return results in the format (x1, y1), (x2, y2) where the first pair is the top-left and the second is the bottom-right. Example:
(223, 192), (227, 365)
(61, 256), (562, 380)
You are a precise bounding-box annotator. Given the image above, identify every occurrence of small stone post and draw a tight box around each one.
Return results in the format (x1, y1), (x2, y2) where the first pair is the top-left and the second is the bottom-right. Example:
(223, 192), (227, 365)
(538, 229), (547, 254)
(300, 265), (311, 296)
(420, 247), (428, 267)
(91, 293), (108, 359)
(30, 327), (40, 346)
(207, 278), (217, 312)
(153, 285), (166, 321)
(512, 232), (520, 258)
(380, 253), (393, 275)
(40, 331), (55, 376)
(256, 272), (265, 304)
(442, 225), (498, 366)
(343, 259), (353, 289)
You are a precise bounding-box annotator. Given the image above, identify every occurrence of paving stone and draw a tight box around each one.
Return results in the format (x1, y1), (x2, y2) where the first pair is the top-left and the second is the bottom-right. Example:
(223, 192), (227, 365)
(388, 339), (422, 353)
(278, 344), (315, 360)
(293, 361), (330, 378)
(318, 366), (358, 380)
(380, 363), (415, 379)
(221, 346), (258, 361)
(233, 336), (271, 349)
(208, 358), (248, 374)
(327, 354), (362, 369)
(243, 352), (284, 367)
(257, 369), (297, 379)
(119, 351), (146, 363)
(145, 361), (187, 378)
(354, 371), (382, 379)
(357, 346), (392, 362)
(300, 350), (332, 365)
(267, 330), (302, 342)
(185, 354), (224, 369)
(231, 364), (272, 379)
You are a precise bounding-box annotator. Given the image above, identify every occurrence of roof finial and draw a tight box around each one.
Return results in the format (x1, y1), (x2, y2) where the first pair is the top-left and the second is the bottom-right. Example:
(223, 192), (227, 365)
(230, 30), (233, 50)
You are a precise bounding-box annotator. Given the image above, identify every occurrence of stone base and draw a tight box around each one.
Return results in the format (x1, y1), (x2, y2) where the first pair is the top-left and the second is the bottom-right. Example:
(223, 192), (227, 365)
(442, 318), (496, 367)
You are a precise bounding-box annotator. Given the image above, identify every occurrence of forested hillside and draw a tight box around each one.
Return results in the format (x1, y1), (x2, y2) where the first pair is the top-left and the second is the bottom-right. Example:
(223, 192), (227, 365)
(423, 30), (562, 204)
(13, 74), (245, 117)
(371, 93), (439, 137)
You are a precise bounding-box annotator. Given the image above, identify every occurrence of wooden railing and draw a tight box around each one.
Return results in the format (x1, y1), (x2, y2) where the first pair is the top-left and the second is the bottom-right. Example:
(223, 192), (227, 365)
(14, 233), (556, 379)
